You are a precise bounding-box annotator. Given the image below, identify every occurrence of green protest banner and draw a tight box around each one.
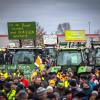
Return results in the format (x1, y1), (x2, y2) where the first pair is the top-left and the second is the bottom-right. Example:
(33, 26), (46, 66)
(51, 66), (61, 73)
(77, 66), (87, 74)
(8, 22), (36, 39)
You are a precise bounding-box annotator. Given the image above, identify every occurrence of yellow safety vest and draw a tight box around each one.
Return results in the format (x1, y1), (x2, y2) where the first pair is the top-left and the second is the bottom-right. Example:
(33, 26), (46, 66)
(7, 90), (16, 100)
(64, 80), (69, 88)
(4, 73), (8, 78)
(42, 77), (45, 81)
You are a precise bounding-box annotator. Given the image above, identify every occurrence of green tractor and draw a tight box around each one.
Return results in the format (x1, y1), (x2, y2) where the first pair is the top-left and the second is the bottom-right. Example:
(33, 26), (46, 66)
(56, 47), (84, 71)
(8, 47), (42, 65)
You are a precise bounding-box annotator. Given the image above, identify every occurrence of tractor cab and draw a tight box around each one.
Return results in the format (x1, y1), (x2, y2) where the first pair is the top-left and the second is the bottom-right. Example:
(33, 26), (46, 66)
(95, 48), (100, 66)
(7, 47), (42, 65)
(57, 47), (84, 70)
(45, 46), (57, 58)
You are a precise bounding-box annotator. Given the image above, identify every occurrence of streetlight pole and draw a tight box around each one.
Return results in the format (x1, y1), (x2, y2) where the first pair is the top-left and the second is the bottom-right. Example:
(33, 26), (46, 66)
(88, 21), (91, 34)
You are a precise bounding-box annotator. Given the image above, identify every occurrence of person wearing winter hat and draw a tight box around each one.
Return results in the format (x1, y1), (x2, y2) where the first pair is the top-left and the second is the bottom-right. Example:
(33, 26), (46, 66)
(48, 79), (55, 87)
(16, 90), (28, 100)
(36, 87), (47, 100)
(47, 86), (53, 93)
(46, 86), (56, 100)
(57, 82), (64, 88)
(91, 90), (98, 96)
(89, 91), (98, 100)
(57, 82), (65, 99)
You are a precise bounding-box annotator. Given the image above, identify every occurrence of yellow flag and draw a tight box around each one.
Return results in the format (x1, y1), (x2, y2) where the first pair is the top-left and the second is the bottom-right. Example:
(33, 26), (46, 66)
(40, 64), (45, 72)
(34, 56), (42, 67)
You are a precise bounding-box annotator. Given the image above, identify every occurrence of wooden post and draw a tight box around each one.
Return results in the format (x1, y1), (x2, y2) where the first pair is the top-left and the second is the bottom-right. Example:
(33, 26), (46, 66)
(19, 40), (22, 48)
(33, 39), (36, 47)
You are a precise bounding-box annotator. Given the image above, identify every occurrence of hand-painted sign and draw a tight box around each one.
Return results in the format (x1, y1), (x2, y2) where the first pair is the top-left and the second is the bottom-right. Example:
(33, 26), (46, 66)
(8, 22), (36, 39)
(43, 35), (57, 45)
(65, 30), (86, 42)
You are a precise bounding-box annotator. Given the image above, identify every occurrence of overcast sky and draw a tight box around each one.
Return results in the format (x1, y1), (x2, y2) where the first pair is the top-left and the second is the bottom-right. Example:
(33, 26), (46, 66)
(0, 0), (100, 34)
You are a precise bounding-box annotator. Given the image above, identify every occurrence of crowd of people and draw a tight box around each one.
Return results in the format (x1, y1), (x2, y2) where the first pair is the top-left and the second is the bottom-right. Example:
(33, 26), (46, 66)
(0, 50), (13, 65)
(0, 49), (100, 100)
(0, 62), (100, 100)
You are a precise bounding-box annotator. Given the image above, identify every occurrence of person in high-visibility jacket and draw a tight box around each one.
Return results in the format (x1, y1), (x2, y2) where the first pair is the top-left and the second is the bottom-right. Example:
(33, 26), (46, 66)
(4, 82), (16, 100)
(7, 89), (16, 100)
(4, 72), (8, 79)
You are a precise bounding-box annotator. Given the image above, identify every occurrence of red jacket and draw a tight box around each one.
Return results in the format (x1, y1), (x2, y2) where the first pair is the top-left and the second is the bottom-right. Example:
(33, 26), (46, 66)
(21, 79), (29, 88)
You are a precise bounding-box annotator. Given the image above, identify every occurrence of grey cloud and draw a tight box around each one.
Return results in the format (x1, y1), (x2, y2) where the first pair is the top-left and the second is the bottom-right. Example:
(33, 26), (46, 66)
(0, 0), (100, 34)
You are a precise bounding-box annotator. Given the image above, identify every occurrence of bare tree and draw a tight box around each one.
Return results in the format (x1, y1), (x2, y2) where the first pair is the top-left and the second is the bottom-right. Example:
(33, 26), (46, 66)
(21, 22), (45, 47)
(35, 22), (45, 46)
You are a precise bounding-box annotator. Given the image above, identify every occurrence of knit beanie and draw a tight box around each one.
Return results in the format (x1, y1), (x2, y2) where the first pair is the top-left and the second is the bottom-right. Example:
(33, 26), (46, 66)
(36, 87), (47, 96)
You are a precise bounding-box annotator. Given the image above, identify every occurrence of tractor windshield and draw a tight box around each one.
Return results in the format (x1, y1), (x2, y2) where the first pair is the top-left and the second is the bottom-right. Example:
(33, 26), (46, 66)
(57, 50), (82, 66)
(12, 51), (34, 65)
(96, 48), (100, 65)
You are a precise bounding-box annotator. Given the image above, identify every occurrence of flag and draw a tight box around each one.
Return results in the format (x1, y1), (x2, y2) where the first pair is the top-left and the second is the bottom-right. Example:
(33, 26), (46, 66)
(40, 64), (45, 72)
(34, 56), (42, 67)
(77, 66), (87, 74)
(31, 71), (37, 81)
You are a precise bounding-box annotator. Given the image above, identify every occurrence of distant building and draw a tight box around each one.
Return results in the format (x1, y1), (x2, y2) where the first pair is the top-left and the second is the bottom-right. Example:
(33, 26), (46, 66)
(0, 35), (19, 48)
(0, 35), (9, 48)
